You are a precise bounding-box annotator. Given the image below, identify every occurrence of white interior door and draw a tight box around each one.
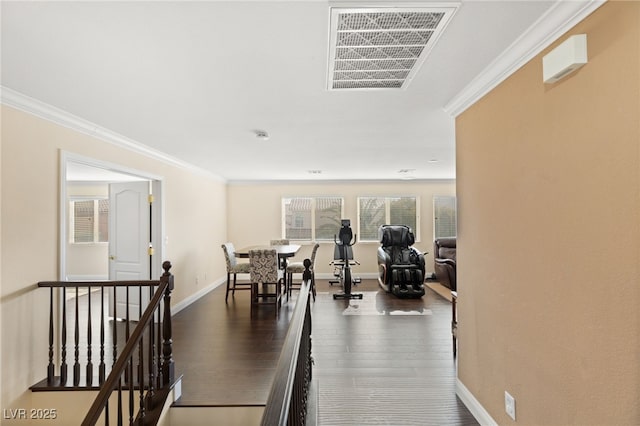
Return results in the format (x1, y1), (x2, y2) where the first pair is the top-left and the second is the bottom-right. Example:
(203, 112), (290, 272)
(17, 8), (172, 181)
(109, 181), (151, 321)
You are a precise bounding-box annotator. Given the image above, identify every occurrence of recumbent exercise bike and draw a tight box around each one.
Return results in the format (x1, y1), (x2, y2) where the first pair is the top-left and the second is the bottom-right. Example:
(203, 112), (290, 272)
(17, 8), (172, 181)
(329, 219), (363, 300)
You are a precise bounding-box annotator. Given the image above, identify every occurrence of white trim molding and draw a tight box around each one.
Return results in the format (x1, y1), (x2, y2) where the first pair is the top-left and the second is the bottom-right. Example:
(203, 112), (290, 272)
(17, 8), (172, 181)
(456, 378), (498, 426)
(1, 86), (226, 182)
(444, 0), (606, 117)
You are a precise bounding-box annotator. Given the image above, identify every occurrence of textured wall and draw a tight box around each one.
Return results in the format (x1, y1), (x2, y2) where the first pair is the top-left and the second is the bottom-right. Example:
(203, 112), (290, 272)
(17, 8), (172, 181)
(456, 2), (640, 424)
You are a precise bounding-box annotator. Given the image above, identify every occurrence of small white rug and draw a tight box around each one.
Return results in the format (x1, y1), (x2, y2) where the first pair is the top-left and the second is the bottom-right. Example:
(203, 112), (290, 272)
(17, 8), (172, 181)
(342, 304), (432, 316)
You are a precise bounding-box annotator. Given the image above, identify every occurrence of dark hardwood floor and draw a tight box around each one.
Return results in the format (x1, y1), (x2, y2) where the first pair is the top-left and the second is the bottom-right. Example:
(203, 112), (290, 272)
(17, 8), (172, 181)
(171, 283), (295, 406)
(170, 278), (478, 425)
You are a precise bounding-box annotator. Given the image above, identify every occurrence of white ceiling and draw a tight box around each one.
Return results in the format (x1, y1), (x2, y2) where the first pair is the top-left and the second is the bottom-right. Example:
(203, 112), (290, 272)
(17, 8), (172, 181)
(0, 1), (594, 182)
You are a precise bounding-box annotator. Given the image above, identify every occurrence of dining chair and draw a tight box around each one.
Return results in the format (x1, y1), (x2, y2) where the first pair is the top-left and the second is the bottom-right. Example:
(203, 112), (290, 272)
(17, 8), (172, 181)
(286, 243), (319, 301)
(249, 249), (285, 314)
(222, 243), (251, 303)
(270, 239), (291, 270)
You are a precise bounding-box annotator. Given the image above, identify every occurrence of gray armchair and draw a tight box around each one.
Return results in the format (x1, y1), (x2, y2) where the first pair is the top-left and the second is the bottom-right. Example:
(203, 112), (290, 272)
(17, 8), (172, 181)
(434, 237), (456, 290)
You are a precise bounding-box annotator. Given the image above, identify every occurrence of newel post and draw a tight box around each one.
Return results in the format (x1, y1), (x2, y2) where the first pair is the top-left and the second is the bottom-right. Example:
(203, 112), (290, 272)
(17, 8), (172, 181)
(161, 261), (175, 386)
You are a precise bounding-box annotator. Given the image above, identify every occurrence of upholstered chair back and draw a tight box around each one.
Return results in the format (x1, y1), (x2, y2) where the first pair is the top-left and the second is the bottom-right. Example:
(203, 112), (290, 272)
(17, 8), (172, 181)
(222, 243), (238, 269)
(270, 239), (290, 246)
(379, 225), (415, 248)
(434, 238), (456, 262)
(309, 243), (320, 267)
(249, 249), (279, 284)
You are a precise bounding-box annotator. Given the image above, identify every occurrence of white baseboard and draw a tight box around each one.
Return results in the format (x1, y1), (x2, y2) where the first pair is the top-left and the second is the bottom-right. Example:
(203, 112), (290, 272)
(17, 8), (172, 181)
(171, 277), (226, 315)
(456, 378), (498, 426)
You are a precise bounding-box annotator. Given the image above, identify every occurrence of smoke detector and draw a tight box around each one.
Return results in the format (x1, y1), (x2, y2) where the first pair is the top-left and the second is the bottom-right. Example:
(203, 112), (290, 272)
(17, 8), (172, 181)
(327, 5), (458, 90)
(255, 130), (270, 140)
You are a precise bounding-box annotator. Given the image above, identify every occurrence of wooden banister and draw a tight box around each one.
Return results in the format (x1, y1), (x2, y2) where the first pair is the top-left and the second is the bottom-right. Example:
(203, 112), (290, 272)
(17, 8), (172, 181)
(261, 258), (314, 426)
(81, 261), (174, 425)
(36, 261), (175, 425)
(37, 280), (162, 388)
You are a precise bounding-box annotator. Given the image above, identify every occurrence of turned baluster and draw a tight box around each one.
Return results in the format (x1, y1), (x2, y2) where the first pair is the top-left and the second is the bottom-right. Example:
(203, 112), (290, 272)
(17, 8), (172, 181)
(47, 287), (55, 384)
(124, 287), (130, 385)
(138, 336), (146, 421)
(99, 286), (106, 384)
(86, 285), (93, 386)
(148, 285), (156, 401)
(112, 287), (118, 368)
(73, 286), (80, 386)
(60, 286), (68, 385)
(156, 302), (163, 388)
(128, 352), (134, 425)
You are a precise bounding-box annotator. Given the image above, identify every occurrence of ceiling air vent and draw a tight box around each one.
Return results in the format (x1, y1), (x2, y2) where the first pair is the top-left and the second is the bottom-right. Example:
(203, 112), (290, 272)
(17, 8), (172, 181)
(328, 6), (458, 90)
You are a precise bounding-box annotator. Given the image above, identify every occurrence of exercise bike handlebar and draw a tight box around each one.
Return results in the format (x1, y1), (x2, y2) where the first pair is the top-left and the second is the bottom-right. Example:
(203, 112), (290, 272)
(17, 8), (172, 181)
(334, 232), (357, 247)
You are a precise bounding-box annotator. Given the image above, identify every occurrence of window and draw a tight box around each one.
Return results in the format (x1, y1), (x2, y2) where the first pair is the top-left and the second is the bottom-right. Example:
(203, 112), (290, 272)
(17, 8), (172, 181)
(70, 199), (109, 243)
(357, 196), (419, 242)
(433, 196), (457, 238)
(282, 197), (343, 241)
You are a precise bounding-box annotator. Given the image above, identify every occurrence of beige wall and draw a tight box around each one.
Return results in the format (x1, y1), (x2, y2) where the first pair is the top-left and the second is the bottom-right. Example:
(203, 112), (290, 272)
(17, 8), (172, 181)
(0, 105), (228, 420)
(0, 105), (455, 420)
(456, 2), (640, 425)
(227, 180), (455, 277)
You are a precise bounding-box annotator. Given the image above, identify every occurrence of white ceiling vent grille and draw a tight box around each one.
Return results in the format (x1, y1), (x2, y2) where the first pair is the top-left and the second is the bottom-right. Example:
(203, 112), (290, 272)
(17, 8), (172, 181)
(328, 6), (458, 90)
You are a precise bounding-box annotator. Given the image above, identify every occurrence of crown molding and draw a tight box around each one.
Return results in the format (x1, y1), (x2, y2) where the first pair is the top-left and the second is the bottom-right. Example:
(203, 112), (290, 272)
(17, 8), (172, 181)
(227, 178), (456, 185)
(443, 0), (606, 118)
(1, 86), (226, 183)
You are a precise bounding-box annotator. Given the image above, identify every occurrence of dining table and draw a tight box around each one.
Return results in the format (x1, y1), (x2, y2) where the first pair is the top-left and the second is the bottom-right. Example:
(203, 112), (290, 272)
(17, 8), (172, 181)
(235, 244), (301, 270)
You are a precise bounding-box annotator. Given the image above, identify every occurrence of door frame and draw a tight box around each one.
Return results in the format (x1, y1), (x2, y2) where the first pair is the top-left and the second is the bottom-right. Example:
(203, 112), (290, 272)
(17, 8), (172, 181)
(59, 150), (164, 281)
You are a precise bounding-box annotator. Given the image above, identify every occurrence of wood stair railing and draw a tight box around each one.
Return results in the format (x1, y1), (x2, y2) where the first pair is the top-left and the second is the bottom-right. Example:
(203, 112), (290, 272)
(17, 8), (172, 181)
(35, 261), (176, 425)
(261, 259), (314, 426)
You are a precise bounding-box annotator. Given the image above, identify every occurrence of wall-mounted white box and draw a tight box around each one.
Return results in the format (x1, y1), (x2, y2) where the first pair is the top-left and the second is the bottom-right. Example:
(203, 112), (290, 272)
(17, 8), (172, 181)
(543, 34), (588, 84)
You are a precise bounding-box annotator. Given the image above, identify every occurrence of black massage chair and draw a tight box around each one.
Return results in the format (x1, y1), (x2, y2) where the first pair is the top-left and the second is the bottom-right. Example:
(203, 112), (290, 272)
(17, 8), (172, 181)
(377, 225), (426, 298)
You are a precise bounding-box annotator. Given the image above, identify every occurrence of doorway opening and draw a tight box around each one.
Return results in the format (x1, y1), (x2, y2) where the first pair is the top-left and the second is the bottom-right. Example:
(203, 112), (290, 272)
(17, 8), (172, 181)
(60, 151), (164, 282)
(60, 152), (164, 322)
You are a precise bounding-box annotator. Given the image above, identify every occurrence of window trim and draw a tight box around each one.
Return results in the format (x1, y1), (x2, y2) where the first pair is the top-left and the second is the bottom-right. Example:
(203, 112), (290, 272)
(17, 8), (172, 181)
(356, 196), (420, 243)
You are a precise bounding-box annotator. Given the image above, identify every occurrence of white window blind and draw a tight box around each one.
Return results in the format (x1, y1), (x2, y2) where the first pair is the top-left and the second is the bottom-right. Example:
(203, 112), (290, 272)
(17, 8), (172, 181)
(358, 196), (419, 242)
(70, 199), (109, 243)
(433, 196), (457, 238)
(283, 197), (343, 241)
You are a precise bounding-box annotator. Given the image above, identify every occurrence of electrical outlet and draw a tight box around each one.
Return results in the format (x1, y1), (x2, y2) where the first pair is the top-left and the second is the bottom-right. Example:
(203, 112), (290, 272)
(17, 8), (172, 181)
(505, 391), (516, 421)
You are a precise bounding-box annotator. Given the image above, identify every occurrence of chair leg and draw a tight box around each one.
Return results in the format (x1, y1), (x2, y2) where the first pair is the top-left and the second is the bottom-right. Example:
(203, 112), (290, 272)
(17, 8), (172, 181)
(232, 273), (237, 295)
(251, 282), (258, 305)
(225, 272), (231, 303)
(283, 273), (288, 300)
